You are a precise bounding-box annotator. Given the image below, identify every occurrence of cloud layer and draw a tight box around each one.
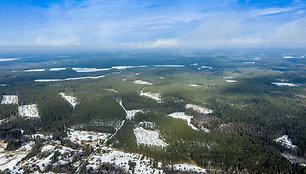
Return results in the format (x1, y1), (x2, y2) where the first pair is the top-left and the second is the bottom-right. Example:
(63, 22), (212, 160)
(0, 0), (305, 49)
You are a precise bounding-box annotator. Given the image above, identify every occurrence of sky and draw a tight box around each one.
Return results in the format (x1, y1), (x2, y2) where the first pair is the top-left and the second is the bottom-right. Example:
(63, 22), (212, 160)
(0, 0), (305, 50)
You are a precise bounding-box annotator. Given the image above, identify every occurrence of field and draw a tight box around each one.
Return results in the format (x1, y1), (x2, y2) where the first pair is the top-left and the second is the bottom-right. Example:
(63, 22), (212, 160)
(0, 49), (305, 173)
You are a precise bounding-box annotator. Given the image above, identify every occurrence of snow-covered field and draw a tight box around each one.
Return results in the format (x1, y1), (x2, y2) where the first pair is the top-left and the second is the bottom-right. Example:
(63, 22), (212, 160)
(274, 135), (297, 150)
(59, 93), (78, 108)
(119, 101), (143, 120)
(254, 57), (261, 60)
(18, 104), (40, 118)
(24, 69), (45, 72)
(168, 112), (197, 130)
(67, 129), (110, 145)
(226, 80), (238, 83)
(186, 104), (213, 114)
(1, 95), (18, 104)
(0, 58), (18, 62)
(272, 83), (298, 87)
(283, 56), (304, 59)
(49, 68), (66, 71)
(189, 84), (200, 87)
(35, 75), (105, 82)
(105, 88), (119, 93)
(168, 163), (206, 173)
(134, 127), (168, 147)
(0, 141), (34, 171)
(72, 67), (110, 72)
(140, 90), (162, 103)
(111, 65), (147, 70)
(154, 65), (184, 67)
(88, 147), (163, 174)
(243, 62), (255, 64)
(134, 80), (152, 85)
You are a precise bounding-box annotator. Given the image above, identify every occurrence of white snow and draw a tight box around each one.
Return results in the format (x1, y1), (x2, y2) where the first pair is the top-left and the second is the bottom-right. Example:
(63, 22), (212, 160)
(0, 84), (8, 87)
(105, 88), (119, 93)
(0, 58), (18, 62)
(134, 127), (168, 147)
(254, 57), (261, 60)
(1, 95), (18, 105)
(168, 112), (198, 130)
(134, 80), (152, 85)
(18, 104), (40, 118)
(243, 62), (255, 64)
(168, 163), (206, 173)
(72, 67), (110, 72)
(189, 84), (200, 87)
(272, 83), (298, 87)
(154, 65), (184, 67)
(186, 104), (213, 114)
(0, 141), (33, 171)
(111, 65), (147, 70)
(59, 93), (78, 108)
(34, 75), (105, 82)
(226, 80), (238, 83)
(67, 129), (110, 145)
(119, 101), (143, 120)
(49, 68), (66, 71)
(89, 147), (163, 174)
(274, 135), (297, 150)
(140, 90), (162, 103)
(24, 69), (45, 72)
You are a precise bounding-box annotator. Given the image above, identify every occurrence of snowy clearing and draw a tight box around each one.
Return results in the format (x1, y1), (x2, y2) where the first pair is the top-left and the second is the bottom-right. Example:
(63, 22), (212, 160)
(154, 65), (184, 67)
(134, 80), (152, 85)
(140, 90), (162, 103)
(243, 62), (255, 64)
(274, 135), (297, 150)
(168, 112), (197, 130)
(24, 69), (45, 72)
(134, 127), (168, 147)
(105, 88), (119, 93)
(168, 163), (206, 173)
(226, 80), (238, 83)
(189, 84), (200, 87)
(0, 84), (8, 87)
(119, 101), (143, 120)
(59, 93), (78, 108)
(283, 56), (304, 59)
(49, 68), (66, 71)
(1, 95), (18, 105)
(111, 65), (147, 70)
(18, 104), (39, 118)
(88, 147), (163, 174)
(72, 67), (110, 72)
(35, 75), (104, 82)
(0, 141), (34, 171)
(272, 83), (298, 87)
(0, 58), (18, 62)
(186, 104), (213, 114)
(254, 57), (261, 60)
(281, 153), (306, 167)
(67, 129), (110, 145)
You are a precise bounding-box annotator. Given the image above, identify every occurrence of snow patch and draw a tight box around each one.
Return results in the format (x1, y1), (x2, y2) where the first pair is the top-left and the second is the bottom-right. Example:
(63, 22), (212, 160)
(72, 67), (110, 72)
(134, 127), (168, 147)
(119, 101), (143, 120)
(18, 104), (39, 118)
(140, 90), (162, 103)
(134, 80), (152, 85)
(24, 69), (45, 72)
(168, 112), (198, 130)
(111, 65), (147, 70)
(186, 104), (213, 114)
(49, 68), (66, 71)
(226, 80), (238, 83)
(168, 163), (206, 173)
(154, 65), (184, 67)
(59, 93), (78, 108)
(272, 83), (298, 87)
(274, 135), (297, 150)
(0, 58), (18, 62)
(105, 88), (119, 93)
(35, 75), (105, 82)
(1, 95), (18, 105)
(67, 129), (110, 145)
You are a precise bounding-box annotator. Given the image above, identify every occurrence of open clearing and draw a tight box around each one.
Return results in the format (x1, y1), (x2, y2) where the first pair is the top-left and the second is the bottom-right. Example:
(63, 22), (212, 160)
(72, 67), (110, 72)
(1, 95), (18, 105)
(140, 90), (162, 103)
(169, 163), (206, 173)
(24, 69), (45, 72)
(18, 104), (40, 118)
(226, 80), (238, 83)
(274, 135), (297, 150)
(134, 127), (168, 147)
(49, 68), (66, 71)
(0, 58), (18, 62)
(134, 80), (152, 85)
(35, 75), (105, 82)
(59, 93), (78, 108)
(168, 112), (198, 130)
(272, 83), (298, 87)
(67, 129), (110, 145)
(186, 104), (213, 114)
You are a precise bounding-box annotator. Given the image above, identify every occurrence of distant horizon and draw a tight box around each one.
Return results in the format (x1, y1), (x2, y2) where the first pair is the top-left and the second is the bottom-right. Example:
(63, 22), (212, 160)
(1, 0), (306, 51)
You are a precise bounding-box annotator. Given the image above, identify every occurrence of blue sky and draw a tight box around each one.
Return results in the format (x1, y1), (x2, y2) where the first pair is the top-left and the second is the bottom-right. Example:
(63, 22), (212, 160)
(0, 0), (305, 49)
